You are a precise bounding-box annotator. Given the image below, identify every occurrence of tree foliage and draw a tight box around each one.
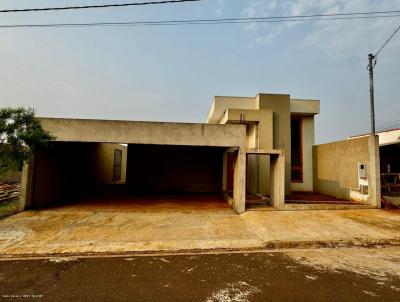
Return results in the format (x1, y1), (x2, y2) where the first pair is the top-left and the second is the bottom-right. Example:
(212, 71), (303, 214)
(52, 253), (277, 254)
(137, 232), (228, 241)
(0, 107), (53, 171)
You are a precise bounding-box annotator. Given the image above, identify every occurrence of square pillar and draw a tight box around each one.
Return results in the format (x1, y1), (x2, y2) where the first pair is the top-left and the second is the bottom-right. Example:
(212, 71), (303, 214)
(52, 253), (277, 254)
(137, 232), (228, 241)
(270, 151), (285, 210)
(19, 158), (35, 211)
(233, 147), (246, 214)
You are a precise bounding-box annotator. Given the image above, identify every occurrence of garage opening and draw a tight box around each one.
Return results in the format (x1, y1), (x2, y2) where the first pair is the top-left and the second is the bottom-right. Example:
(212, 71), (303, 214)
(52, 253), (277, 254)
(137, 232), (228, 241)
(29, 142), (227, 210)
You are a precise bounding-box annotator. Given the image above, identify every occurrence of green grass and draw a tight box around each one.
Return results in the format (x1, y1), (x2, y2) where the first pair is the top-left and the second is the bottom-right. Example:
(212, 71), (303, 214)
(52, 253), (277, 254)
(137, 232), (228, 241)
(0, 199), (19, 219)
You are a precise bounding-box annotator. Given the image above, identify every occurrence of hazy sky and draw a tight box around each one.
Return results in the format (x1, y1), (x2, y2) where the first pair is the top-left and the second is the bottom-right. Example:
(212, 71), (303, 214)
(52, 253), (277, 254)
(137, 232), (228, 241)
(0, 0), (399, 143)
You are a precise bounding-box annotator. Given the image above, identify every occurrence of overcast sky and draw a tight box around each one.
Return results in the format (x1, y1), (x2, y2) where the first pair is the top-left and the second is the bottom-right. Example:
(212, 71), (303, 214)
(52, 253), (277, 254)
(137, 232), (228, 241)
(0, 0), (399, 143)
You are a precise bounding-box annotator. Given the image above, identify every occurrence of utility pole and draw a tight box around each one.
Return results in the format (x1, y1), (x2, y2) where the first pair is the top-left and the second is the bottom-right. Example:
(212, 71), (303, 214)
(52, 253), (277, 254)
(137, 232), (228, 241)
(368, 53), (376, 134)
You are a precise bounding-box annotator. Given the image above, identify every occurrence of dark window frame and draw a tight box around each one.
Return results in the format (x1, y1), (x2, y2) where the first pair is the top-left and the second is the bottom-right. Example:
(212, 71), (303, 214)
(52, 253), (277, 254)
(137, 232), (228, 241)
(113, 149), (122, 181)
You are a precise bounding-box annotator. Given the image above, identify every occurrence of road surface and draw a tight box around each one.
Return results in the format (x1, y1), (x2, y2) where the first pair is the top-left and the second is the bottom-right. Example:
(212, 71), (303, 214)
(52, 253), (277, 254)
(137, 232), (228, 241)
(0, 247), (399, 301)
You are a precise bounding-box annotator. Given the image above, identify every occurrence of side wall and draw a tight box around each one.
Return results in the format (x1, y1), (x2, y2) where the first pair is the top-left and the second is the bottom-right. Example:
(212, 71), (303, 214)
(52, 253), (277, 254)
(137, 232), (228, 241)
(313, 135), (381, 206)
(126, 145), (224, 193)
(92, 144), (127, 184)
(26, 142), (127, 208)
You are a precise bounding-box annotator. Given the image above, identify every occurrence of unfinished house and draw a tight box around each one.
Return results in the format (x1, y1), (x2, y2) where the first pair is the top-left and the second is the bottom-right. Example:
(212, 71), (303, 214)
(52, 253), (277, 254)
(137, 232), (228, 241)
(20, 93), (381, 214)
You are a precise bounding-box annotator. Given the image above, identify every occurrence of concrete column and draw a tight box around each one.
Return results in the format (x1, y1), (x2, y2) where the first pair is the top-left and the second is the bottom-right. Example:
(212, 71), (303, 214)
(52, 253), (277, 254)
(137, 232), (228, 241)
(270, 151), (285, 210)
(19, 158), (35, 211)
(368, 135), (381, 208)
(233, 147), (246, 214)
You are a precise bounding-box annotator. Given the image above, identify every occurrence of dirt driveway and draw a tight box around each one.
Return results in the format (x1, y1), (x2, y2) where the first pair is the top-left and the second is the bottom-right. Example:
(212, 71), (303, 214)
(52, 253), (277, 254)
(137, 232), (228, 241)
(0, 195), (400, 256)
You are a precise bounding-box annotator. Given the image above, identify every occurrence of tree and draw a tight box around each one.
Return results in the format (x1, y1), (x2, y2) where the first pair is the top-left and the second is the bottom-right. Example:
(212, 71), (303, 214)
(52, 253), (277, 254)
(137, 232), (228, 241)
(0, 107), (53, 171)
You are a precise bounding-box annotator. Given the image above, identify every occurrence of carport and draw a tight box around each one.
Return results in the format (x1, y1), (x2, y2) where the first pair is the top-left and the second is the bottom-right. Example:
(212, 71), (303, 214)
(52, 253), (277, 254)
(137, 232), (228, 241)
(20, 118), (248, 213)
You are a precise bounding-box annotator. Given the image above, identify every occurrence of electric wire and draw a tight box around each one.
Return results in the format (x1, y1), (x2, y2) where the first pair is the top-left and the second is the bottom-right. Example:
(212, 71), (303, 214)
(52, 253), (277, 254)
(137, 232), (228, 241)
(1, 12), (400, 29)
(0, 0), (202, 13)
(375, 24), (400, 57)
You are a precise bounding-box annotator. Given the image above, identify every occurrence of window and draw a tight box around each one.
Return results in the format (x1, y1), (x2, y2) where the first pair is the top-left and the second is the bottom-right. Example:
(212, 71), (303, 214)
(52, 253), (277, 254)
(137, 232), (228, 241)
(291, 117), (303, 183)
(113, 149), (122, 181)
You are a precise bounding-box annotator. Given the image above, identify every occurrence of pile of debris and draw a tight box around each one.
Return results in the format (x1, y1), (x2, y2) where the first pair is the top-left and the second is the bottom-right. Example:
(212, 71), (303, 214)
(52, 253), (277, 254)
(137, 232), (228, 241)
(0, 183), (21, 204)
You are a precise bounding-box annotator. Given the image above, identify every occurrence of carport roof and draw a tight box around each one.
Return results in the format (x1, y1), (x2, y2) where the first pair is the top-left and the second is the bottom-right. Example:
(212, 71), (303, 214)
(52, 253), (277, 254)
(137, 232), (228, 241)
(38, 117), (246, 148)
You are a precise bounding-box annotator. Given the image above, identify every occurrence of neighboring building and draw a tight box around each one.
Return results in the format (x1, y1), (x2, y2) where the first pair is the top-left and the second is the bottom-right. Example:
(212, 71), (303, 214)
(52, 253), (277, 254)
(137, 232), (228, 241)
(19, 92), (381, 214)
(351, 128), (400, 193)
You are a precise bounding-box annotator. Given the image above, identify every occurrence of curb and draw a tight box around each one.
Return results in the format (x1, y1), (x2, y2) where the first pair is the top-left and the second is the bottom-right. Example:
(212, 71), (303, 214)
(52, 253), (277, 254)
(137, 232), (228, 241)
(1, 238), (400, 260)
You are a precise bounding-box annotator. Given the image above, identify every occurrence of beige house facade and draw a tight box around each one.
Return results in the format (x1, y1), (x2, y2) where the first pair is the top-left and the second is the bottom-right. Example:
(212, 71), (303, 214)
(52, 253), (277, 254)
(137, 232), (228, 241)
(207, 93), (319, 195)
(19, 92), (381, 214)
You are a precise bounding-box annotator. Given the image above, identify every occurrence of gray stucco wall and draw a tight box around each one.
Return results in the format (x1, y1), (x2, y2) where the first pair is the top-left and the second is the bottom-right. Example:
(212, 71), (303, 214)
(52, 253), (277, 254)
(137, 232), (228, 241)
(38, 118), (246, 148)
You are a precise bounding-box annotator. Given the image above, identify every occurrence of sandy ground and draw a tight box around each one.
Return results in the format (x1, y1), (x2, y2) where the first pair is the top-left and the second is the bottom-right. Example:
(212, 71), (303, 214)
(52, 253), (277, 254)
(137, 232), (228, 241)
(0, 247), (399, 301)
(0, 197), (400, 256)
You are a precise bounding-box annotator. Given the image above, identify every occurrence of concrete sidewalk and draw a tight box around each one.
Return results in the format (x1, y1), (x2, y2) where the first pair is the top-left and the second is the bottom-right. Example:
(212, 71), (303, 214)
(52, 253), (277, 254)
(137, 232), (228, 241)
(0, 204), (400, 256)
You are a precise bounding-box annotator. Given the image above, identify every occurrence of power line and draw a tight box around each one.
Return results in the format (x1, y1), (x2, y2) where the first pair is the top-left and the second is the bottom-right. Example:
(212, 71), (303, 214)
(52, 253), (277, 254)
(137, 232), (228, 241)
(375, 24), (400, 56)
(1, 11), (400, 29)
(377, 117), (400, 131)
(377, 120), (400, 132)
(0, 0), (201, 13)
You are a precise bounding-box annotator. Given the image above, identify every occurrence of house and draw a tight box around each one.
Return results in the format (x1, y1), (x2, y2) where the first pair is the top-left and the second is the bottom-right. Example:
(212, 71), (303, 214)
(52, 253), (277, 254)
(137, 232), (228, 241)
(207, 94), (319, 196)
(19, 93), (381, 214)
(351, 128), (400, 193)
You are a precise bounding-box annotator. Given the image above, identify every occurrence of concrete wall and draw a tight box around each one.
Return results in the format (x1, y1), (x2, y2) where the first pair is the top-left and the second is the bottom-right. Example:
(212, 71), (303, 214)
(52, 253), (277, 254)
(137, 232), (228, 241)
(27, 142), (127, 208)
(291, 116), (314, 192)
(313, 135), (381, 206)
(39, 118), (246, 148)
(207, 96), (256, 123)
(92, 144), (127, 184)
(219, 108), (274, 194)
(257, 94), (292, 194)
(126, 145), (224, 193)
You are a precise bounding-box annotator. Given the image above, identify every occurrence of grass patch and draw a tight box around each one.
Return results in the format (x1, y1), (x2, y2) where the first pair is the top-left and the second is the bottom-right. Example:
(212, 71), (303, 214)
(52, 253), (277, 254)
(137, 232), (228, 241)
(0, 198), (19, 219)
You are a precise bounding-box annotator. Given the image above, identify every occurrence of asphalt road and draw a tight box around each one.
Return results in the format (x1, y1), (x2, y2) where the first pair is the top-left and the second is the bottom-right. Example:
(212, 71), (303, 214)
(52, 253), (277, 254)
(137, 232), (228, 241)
(0, 250), (399, 302)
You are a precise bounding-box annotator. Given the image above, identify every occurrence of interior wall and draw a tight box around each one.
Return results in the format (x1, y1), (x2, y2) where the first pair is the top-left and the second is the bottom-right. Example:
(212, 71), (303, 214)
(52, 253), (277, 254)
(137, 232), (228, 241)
(32, 143), (96, 207)
(31, 142), (126, 208)
(91, 143), (127, 184)
(126, 145), (223, 193)
(313, 136), (369, 200)
(291, 116), (314, 192)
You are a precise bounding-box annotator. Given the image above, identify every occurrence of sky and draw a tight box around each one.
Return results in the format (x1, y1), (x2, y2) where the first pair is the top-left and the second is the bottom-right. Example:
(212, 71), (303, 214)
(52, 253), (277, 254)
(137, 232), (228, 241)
(0, 0), (399, 144)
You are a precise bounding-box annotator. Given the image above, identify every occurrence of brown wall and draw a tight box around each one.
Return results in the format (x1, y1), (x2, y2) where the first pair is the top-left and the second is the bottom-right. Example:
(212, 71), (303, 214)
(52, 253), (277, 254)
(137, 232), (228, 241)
(313, 137), (369, 200)
(32, 143), (96, 207)
(126, 145), (224, 193)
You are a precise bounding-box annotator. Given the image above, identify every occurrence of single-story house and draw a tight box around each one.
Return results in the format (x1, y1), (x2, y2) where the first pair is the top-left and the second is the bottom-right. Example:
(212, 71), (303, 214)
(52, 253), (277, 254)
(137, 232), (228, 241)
(20, 93), (381, 214)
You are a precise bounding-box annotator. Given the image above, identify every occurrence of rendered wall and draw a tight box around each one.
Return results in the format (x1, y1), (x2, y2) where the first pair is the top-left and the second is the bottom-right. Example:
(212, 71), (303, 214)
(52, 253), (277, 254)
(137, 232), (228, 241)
(39, 118), (246, 148)
(92, 143), (127, 184)
(257, 94), (291, 194)
(220, 108), (274, 194)
(29, 142), (127, 208)
(126, 145), (224, 193)
(313, 136), (379, 202)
